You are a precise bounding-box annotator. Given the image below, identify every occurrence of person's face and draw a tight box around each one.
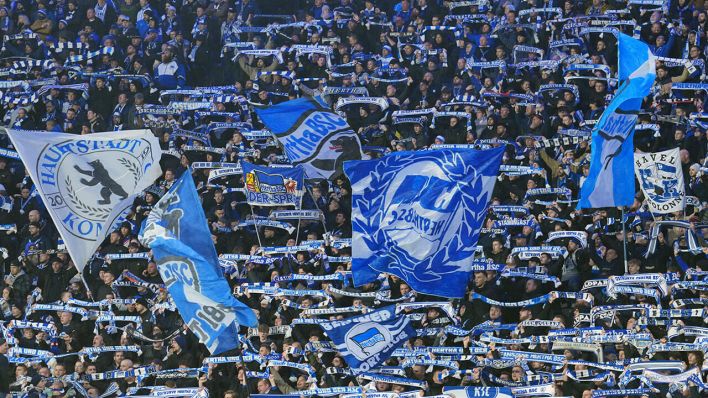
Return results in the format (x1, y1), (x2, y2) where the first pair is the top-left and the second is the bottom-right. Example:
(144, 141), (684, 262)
(489, 306), (501, 319)
(608, 248), (620, 261)
(102, 272), (114, 284)
(568, 240), (578, 252)
(113, 352), (124, 363)
(119, 359), (132, 371)
(376, 381), (390, 391)
(492, 240), (502, 252)
(257, 380), (270, 393)
(412, 365), (426, 379)
(626, 317), (637, 329)
(60, 311), (72, 324)
(400, 284), (410, 295)
(386, 85), (396, 96)
(335, 213), (345, 224)
(474, 272), (486, 287)
(28, 224), (38, 236)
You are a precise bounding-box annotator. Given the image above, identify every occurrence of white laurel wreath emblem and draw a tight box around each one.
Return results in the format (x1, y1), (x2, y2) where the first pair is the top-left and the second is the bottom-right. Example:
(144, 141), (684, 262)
(353, 151), (490, 283)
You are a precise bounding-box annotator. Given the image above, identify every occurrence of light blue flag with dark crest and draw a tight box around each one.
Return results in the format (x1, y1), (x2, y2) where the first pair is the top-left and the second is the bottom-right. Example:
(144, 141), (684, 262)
(344, 147), (504, 298)
(139, 172), (257, 354)
(579, 33), (656, 209)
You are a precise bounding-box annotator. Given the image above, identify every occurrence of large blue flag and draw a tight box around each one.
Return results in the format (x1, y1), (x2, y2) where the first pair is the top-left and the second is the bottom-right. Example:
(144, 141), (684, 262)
(319, 305), (413, 374)
(241, 162), (305, 207)
(579, 33), (656, 209)
(344, 147), (504, 298)
(139, 172), (257, 354)
(254, 96), (364, 180)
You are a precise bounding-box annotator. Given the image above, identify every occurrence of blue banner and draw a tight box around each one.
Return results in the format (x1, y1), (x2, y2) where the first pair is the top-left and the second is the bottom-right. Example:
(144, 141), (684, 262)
(255, 96), (364, 180)
(319, 305), (413, 374)
(241, 162), (304, 207)
(139, 172), (257, 354)
(345, 147), (504, 298)
(579, 33), (655, 209)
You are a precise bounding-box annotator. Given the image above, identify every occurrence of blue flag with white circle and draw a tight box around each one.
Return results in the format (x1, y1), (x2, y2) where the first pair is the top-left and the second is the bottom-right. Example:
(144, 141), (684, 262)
(319, 305), (413, 374)
(344, 147), (504, 298)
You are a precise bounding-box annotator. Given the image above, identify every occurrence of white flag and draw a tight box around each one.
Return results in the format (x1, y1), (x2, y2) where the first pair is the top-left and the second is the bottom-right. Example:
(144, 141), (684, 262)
(6, 129), (162, 271)
(634, 148), (685, 214)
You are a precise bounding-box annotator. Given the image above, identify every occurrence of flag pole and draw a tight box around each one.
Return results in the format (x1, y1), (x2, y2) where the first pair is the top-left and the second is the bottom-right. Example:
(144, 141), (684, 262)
(294, 189), (304, 244)
(622, 206), (629, 274)
(238, 343), (251, 398)
(248, 204), (264, 249)
(79, 256), (97, 301)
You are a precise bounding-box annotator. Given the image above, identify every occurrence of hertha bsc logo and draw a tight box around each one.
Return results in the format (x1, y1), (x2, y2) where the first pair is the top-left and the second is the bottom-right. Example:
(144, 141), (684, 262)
(36, 138), (157, 240)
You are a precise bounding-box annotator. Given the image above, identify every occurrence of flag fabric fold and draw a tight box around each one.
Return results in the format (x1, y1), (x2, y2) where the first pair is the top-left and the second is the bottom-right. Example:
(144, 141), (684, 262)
(139, 172), (257, 354)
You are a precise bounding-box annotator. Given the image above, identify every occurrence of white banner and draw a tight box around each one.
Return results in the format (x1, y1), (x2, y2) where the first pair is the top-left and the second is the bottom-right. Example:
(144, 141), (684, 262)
(634, 148), (685, 214)
(7, 129), (162, 271)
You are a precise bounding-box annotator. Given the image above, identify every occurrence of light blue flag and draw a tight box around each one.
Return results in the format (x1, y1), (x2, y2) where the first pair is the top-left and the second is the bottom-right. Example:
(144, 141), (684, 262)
(319, 305), (414, 374)
(344, 147), (504, 298)
(139, 172), (257, 354)
(254, 96), (364, 180)
(578, 33), (656, 209)
(241, 161), (305, 207)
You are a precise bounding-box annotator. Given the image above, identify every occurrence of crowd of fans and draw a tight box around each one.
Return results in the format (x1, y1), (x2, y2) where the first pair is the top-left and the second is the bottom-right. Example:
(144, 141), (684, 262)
(0, 0), (705, 397)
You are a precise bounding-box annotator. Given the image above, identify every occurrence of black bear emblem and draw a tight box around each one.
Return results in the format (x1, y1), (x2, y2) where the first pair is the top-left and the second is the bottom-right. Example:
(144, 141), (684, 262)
(310, 135), (361, 177)
(156, 193), (183, 238)
(74, 160), (129, 205)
